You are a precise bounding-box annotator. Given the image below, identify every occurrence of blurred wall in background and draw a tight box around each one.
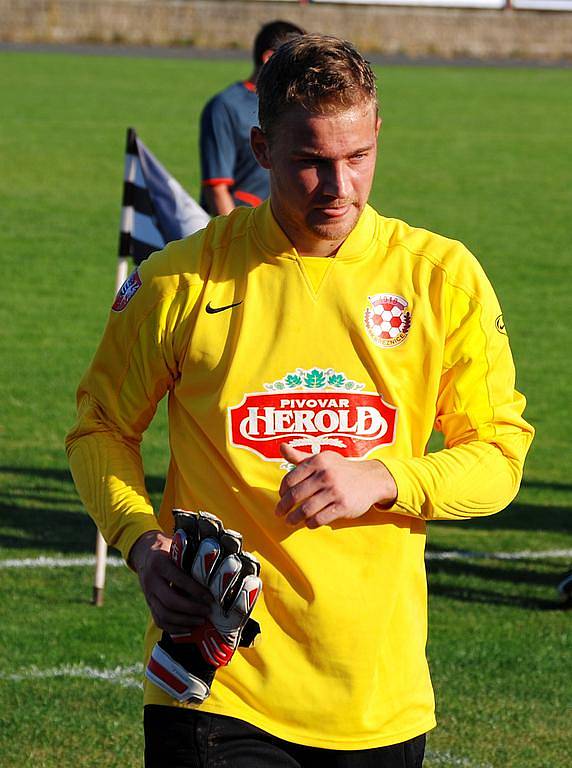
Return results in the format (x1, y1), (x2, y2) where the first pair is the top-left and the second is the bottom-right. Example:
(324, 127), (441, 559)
(1, 0), (571, 61)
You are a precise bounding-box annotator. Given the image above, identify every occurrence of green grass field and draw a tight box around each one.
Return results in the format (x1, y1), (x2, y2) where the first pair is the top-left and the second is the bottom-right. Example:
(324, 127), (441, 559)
(0, 49), (571, 767)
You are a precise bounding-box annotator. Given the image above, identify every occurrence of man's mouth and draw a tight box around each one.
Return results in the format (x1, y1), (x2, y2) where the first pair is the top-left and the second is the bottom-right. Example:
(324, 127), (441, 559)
(315, 202), (354, 218)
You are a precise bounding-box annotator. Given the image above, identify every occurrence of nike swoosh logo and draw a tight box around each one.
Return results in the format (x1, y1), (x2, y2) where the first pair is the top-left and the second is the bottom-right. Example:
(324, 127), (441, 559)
(205, 300), (244, 314)
(495, 314), (507, 335)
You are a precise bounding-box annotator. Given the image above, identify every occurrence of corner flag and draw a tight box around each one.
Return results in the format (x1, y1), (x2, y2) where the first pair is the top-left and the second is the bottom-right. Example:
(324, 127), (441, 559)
(119, 127), (210, 264)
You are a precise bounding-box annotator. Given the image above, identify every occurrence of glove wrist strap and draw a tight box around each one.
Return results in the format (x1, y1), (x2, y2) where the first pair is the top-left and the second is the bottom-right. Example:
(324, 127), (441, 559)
(146, 644), (210, 704)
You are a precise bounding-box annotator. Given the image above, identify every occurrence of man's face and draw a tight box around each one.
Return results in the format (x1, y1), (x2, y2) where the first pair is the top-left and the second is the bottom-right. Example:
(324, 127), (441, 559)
(252, 102), (380, 256)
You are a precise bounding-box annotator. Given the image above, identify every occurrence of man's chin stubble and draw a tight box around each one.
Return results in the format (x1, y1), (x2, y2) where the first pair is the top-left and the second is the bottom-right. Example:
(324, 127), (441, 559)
(311, 219), (357, 243)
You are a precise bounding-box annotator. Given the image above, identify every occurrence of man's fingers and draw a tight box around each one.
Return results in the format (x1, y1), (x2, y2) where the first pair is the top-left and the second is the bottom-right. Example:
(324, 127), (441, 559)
(278, 453), (315, 499)
(275, 473), (320, 517)
(139, 547), (215, 634)
(284, 490), (333, 526)
(156, 555), (213, 606)
(161, 619), (206, 636)
(305, 504), (341, 529)
(156, 579), (212, 615)
(148, 596), (208, 635)
(146, 579), (212, 634)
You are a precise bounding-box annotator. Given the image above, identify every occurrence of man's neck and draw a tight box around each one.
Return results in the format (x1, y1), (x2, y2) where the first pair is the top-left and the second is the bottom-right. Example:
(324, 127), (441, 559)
(297, 241), (343, 259)
(270, 202), (347, 258)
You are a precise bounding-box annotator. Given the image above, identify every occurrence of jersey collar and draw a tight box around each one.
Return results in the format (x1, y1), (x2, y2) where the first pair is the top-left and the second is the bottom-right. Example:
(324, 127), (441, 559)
(251, 200), (380, 263)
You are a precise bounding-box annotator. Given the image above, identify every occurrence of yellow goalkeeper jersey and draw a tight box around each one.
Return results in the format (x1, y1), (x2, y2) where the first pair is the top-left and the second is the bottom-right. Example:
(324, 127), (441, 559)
(66, 201), (533, 750)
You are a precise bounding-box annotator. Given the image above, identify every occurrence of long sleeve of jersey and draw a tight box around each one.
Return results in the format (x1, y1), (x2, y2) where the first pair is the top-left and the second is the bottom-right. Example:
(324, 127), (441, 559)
(65, 240), (203, 561)
(381, 260), (534, 521)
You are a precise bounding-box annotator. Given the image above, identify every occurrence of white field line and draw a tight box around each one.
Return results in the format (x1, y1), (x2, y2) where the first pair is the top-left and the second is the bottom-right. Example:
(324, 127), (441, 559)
(0, 663), (143, 689)
(1, 549), (571, 569)
(425, 749), (493, 768)
(425, 548), (572, 561)
(0, 555), (125, 568)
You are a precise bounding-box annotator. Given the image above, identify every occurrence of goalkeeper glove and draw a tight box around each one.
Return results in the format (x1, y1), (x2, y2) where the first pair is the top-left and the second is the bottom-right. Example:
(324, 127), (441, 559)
(145, 510), (262, 704)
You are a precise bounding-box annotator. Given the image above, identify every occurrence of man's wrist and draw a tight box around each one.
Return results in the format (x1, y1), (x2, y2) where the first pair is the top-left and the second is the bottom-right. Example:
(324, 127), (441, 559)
(371, 460), (398, 509)
(128, 529), (167, 573)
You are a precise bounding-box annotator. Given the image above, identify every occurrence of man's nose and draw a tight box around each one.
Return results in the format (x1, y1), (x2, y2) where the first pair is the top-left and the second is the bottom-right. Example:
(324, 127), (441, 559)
(322, 161), (350, 198)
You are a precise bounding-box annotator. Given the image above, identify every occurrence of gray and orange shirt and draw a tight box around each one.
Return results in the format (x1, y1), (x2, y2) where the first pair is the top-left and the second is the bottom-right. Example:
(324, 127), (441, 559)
(199, 81), (269, 210)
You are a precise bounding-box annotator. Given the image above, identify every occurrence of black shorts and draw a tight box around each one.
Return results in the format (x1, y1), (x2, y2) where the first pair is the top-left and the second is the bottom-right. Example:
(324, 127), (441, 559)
(144, 705), (426, 768)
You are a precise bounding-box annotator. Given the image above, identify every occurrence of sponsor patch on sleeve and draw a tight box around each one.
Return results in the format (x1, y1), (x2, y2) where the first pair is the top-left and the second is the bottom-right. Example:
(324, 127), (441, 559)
(112, 268), (142, 312)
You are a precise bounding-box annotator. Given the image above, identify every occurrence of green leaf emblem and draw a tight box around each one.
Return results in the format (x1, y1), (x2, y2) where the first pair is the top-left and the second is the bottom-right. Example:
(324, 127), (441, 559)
(304, 369), (326, 388)
(328, 373), (345, 387)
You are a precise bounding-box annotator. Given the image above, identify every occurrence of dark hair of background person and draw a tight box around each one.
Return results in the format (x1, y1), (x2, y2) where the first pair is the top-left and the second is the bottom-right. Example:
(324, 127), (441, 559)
(253, 20), (307, 68)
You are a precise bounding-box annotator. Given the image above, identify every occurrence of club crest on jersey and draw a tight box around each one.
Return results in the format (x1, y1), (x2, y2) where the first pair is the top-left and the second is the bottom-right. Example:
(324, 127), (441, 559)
(228, 368), (397, 462)
(112, 269), (142, 312)
(364, 293), (411, 348)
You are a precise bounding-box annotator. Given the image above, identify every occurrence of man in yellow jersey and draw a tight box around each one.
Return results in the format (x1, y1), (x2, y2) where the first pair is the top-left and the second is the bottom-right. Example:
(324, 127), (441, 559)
(66, 35), (534, 768)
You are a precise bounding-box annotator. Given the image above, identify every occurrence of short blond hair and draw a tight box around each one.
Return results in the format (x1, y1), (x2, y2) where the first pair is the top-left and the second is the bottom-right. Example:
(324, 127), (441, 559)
(257, 34), (377, 139)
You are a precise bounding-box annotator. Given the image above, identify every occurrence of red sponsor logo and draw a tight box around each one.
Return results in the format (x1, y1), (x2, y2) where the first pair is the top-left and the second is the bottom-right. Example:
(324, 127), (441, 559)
(228, 390), (397, 461)
(112, 269), (142, 312)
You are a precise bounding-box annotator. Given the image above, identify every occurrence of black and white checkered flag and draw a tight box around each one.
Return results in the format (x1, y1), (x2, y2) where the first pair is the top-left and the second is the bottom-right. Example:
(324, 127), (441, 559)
(118, 127), (210, 265)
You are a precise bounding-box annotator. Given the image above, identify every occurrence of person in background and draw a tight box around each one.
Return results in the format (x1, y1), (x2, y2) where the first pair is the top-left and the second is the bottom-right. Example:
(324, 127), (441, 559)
(199, 19), (305, 216)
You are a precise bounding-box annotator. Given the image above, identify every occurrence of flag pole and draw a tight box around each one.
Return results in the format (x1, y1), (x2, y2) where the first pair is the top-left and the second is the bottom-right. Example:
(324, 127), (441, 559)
(91, 249), (130, 607)
(92, 531), (108, 606)
(92, 128), (137, 606)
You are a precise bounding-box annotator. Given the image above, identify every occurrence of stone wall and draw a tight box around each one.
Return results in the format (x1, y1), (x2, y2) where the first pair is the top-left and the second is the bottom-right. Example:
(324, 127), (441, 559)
(1, 0), (571, 61)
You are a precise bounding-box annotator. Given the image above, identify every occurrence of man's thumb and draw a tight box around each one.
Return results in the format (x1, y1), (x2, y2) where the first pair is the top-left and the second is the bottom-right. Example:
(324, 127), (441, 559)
(279, 443), (308, 465)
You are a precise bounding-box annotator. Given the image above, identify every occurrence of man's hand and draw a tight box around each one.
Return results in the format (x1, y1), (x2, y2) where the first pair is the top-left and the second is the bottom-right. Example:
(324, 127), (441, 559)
(275, 444), (398, 528)
(129, 530), (213, 636)
(144, 511), (262, 704)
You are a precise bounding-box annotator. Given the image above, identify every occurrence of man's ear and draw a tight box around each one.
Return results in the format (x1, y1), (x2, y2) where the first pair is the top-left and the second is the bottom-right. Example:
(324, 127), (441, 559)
(251, 126), (271, 170)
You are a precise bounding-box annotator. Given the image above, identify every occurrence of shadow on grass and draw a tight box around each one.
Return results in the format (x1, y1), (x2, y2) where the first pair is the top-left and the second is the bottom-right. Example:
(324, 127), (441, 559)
(429, 496), (571, 537)
(1, 466), (569, 610)
(426, 486), (572, 610)
(0, 465), (164, 554)
(426, 557), (568, 611)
